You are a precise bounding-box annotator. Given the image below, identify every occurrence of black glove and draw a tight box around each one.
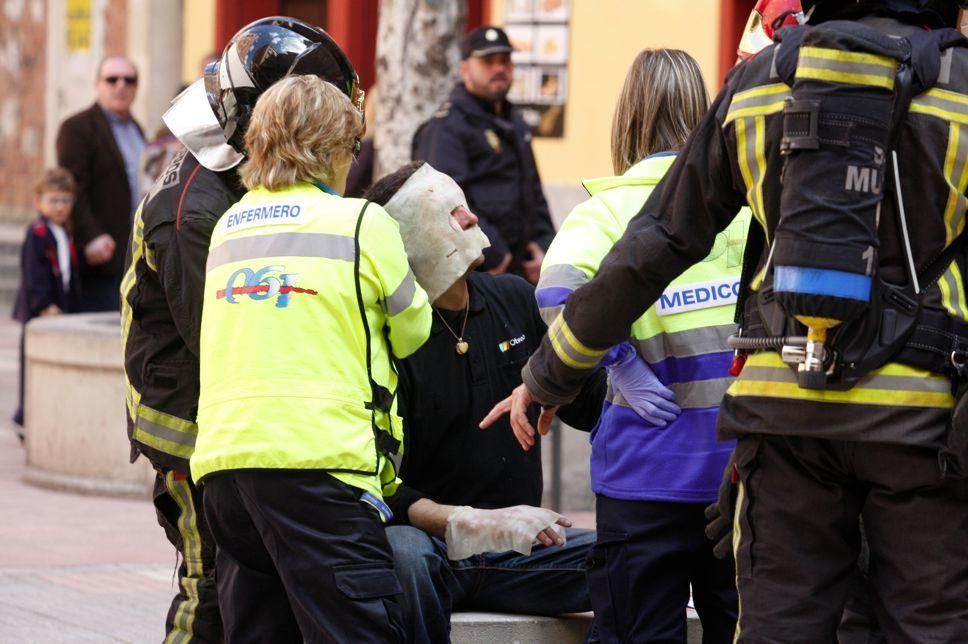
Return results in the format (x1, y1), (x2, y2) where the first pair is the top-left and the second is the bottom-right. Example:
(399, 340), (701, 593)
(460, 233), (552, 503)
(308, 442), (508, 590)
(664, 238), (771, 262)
(704, 455), (738, 560)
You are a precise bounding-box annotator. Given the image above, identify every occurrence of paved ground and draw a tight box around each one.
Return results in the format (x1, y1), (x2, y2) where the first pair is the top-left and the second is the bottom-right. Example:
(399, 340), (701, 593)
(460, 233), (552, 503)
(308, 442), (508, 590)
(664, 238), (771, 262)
(0, 315), (597, 642)
(0, 317), (174, 643)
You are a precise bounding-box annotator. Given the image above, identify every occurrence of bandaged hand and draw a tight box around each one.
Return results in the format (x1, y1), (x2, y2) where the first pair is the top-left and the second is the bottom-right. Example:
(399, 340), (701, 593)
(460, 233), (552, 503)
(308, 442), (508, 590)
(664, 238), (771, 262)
(444, 505), (570, 560)
(607, 347), (680, 427)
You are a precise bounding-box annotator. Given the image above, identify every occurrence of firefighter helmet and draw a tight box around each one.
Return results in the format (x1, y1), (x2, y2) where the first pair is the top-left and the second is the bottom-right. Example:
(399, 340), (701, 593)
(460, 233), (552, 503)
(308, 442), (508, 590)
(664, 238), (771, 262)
(738, 0), (804, 61)
(164, 16), (363, 171)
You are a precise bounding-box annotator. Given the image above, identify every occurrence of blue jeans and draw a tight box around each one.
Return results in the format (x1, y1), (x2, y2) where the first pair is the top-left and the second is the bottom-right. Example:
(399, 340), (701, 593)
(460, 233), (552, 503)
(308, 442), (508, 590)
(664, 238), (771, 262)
(386, 525), (594, 643)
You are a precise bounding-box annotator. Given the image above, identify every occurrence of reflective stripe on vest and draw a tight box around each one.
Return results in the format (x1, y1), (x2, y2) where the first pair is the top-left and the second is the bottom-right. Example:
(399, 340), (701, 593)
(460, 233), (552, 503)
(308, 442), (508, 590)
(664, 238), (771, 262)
(536, 263), (590, 326)
(206, 231), (356, 271)
(611, 376), (734, 410)
(634, 325), (737, 364)
(384, 270), (418, 317)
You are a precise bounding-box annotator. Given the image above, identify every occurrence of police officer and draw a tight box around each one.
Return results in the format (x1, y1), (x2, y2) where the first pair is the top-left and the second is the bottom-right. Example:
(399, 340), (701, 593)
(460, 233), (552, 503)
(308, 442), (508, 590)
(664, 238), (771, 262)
(193, 74), (430, 642)
(489, 1), (968, 641)
(120, 17), (365, 642)
(412, 25), (555, 284)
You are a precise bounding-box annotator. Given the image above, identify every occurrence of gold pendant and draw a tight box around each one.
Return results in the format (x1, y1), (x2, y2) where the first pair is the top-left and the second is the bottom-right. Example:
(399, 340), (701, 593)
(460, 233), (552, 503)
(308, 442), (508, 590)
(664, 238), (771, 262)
(456, 340), (469, 355)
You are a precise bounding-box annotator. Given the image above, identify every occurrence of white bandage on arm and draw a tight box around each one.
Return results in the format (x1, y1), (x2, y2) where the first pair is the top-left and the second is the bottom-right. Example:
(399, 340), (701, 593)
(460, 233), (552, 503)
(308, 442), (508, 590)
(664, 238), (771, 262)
(443, 505), (567, 560)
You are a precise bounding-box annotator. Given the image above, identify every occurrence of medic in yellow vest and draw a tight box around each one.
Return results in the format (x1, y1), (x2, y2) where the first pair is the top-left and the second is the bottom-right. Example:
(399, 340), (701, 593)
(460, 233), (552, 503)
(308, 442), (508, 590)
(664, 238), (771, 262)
(192, 91), (431, 505)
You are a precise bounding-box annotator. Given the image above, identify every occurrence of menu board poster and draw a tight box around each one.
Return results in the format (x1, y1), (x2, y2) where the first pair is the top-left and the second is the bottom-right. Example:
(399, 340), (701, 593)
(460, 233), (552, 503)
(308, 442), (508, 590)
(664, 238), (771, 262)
(503, 0), (570, 137)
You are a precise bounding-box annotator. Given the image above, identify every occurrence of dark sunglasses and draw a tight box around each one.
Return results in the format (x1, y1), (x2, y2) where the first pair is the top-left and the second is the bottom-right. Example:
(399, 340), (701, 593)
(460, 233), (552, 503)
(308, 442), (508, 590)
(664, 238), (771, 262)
(103, 75), (138, 86)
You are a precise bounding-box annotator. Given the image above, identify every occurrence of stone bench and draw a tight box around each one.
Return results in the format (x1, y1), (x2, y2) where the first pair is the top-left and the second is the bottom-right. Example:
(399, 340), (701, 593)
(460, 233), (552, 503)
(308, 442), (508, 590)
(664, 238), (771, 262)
(452, 612), (592, 643)
(451, 610), (702, 642)
(22, 312), (154, 498)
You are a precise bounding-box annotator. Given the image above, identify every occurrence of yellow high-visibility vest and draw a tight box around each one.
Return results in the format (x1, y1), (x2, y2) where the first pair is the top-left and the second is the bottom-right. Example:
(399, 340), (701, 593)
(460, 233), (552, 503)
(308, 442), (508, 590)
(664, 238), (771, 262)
(192, 183), (431, 501)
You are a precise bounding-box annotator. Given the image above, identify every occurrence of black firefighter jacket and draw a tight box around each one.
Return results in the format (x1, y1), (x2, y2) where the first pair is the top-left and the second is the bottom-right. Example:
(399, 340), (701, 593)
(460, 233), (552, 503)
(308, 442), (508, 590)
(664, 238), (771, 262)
(121, 149), (244, 472)
(523, 17), (968, 449)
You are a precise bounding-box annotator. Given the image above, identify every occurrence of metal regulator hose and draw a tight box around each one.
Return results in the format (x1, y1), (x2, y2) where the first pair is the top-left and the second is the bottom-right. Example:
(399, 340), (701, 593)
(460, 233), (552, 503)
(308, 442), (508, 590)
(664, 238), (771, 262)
(727, 334), (807, 350)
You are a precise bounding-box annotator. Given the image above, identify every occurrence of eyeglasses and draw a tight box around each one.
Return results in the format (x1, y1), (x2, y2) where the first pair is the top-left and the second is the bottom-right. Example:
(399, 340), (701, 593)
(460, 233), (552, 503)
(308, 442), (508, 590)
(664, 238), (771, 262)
(103, 75), (138, 86)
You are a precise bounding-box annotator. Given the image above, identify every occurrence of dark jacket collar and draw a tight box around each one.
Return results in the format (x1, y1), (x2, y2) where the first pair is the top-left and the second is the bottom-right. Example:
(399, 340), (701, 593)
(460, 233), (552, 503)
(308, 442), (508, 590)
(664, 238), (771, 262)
(448, 83), (513, 120)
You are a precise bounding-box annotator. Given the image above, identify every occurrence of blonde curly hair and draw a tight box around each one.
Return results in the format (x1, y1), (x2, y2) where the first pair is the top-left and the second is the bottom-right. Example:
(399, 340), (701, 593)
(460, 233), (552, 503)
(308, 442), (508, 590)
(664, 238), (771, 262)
(240, 74), (363, 191)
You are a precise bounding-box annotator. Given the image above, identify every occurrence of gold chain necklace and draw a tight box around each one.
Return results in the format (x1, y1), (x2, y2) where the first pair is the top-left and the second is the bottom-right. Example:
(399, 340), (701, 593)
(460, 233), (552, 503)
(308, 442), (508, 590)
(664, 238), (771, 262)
(434, 299), (470, 355)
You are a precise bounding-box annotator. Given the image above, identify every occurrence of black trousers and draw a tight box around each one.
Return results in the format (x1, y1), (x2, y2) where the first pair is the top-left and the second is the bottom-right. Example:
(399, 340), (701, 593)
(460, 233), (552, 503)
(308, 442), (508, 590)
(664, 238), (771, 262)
(153, 470), (221, 643)
(202, 470), (405, 644)
(732, 434), (968, 644)
(590, 496), (737, 643)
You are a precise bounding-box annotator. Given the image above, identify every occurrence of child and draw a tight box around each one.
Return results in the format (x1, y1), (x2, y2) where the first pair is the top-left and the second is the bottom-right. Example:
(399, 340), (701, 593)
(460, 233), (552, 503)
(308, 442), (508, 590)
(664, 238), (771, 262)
(10, 168), (82, 436)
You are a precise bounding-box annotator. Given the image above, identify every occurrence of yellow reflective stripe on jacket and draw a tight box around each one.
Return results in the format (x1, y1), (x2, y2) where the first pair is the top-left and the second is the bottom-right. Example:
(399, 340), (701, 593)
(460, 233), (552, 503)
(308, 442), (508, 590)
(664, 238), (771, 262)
(164, 472), (204, 643)
(910, 87), (968, 126)
(734, 116), (770, 240)
(121, 204), (148, 434)
(796, 46), (897, 90)
(133, 404), (197, 460)
(728, 352), (955, 408)
(548, 313), (607, 370)
(941, 121), (968, 246)
(724, 83), (790, 125)
(939, 260), (968, 320)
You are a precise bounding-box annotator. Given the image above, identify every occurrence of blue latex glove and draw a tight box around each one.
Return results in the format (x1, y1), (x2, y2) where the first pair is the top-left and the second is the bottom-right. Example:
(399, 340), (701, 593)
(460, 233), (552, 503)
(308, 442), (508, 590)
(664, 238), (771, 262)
(606, 347), (681, 427)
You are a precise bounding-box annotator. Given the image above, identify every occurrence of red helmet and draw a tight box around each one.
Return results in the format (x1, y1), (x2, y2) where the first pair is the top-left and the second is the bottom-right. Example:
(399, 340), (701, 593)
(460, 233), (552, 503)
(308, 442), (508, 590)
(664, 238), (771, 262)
(737, 0), (804, 61)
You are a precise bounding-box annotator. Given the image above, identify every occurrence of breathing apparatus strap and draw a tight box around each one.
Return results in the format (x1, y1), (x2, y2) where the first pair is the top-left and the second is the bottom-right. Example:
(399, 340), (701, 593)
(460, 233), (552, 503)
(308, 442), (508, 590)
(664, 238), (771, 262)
(353, 201), (401, 462)
(896, 229), (968, 378)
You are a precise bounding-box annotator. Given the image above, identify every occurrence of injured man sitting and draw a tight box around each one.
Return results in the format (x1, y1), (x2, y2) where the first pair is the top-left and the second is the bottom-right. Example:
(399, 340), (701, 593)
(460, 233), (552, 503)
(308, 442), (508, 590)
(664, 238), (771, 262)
(367, 161), (606, 643)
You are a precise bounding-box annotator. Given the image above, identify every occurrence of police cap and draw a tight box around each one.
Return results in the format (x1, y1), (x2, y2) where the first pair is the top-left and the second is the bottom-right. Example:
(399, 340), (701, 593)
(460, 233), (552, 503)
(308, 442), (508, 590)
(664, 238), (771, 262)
(461, 26), (514, 59)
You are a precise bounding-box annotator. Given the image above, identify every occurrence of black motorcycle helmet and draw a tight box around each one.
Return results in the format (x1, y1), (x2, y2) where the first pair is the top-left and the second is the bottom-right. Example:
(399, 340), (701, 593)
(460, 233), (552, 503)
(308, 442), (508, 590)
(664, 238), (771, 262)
(801, 0), (966, 26)
(205, 16), (364, 153)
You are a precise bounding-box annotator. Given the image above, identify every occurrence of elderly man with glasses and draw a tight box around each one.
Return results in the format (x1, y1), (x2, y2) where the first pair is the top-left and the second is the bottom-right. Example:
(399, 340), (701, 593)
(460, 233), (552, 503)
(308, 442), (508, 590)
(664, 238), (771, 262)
(56, 55), (145, 311)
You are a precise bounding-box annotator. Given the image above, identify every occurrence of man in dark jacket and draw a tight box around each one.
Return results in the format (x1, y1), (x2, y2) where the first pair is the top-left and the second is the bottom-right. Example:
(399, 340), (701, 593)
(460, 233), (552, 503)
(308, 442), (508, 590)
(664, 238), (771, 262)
(121, 18), (365, 643)
(367, 161), (604, 643)
(412, 26), (555, 284)
(57, 56), (144, 311)
(490, 1), (968, 641)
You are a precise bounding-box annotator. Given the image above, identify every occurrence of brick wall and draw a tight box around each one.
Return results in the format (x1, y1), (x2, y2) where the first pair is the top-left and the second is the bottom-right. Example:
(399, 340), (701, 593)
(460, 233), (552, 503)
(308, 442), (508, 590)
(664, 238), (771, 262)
(103, 0), (127, 56)
(0, 1), (48, 223)
(0, 0), (128, 225)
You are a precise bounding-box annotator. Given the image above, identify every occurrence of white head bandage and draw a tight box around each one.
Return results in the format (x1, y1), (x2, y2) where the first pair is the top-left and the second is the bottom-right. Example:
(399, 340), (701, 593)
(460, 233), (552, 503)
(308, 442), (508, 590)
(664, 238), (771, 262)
(383, 164), (490, 302)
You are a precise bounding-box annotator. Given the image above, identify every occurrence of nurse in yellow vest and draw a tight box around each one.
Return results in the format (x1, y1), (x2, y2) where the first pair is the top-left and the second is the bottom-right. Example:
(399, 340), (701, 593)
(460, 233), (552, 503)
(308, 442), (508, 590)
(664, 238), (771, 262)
(193, 75), (431, 642)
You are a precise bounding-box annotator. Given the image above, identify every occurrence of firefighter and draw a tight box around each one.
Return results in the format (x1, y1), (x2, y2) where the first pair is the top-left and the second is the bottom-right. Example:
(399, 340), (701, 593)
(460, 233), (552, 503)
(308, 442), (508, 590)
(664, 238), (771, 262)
(120, 17), (366, 642)
(487, 1), (968, 641)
